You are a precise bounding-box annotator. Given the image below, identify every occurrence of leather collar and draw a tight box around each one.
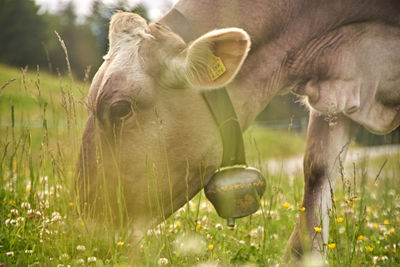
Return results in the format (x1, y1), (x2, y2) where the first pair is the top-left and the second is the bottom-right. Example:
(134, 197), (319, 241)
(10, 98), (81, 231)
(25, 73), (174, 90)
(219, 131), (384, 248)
(160, 9), (247, 167)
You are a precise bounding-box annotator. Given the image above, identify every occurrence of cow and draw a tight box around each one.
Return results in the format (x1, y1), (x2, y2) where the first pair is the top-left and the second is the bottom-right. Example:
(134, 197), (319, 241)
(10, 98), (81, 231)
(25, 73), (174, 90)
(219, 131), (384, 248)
(77, 0), (400, 261)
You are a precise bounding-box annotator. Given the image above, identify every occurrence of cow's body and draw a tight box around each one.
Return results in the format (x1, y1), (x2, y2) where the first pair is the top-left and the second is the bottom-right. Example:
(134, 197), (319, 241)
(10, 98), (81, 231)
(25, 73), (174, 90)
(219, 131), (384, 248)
(78, 0), (400, 260)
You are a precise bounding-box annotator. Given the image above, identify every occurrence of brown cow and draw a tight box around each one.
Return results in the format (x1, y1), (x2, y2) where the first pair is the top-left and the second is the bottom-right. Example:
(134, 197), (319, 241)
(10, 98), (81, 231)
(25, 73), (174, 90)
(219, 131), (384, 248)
(78, 0), (400, 260)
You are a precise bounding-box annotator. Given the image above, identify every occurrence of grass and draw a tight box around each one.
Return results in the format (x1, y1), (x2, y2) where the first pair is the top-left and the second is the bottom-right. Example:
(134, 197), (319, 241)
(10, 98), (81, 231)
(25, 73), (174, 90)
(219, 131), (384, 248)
(0, 63), (400, 266)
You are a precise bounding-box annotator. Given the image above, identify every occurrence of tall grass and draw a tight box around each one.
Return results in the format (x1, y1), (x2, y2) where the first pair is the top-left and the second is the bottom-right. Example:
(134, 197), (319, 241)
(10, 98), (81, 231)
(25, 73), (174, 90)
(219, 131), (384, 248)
(0, 63), (399, 266)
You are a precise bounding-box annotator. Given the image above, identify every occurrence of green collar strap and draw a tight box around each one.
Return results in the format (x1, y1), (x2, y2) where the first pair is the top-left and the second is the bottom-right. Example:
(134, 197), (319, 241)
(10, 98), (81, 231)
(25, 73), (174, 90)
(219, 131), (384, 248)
(202, 88), (246, 167)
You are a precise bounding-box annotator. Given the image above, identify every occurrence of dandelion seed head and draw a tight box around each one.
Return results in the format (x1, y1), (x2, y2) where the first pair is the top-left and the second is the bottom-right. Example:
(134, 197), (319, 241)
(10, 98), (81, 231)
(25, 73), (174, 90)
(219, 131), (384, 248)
(173, 233), (206, 256)
(157, 257), (169, 265)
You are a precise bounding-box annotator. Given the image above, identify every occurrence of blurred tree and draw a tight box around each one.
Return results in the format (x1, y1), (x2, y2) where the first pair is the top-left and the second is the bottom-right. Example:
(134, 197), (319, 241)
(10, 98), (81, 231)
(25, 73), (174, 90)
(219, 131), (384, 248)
(0, 0), (47, 67)
(45, 2), (103, 79)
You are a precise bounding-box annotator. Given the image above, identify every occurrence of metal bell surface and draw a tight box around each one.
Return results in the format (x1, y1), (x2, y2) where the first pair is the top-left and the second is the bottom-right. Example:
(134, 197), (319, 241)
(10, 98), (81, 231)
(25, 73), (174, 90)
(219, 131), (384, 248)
(204, 165), (266, 227)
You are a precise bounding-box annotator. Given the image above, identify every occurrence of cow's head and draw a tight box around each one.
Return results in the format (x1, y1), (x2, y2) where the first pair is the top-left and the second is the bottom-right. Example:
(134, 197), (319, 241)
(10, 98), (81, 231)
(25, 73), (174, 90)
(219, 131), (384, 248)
(77, 12), (250, 235)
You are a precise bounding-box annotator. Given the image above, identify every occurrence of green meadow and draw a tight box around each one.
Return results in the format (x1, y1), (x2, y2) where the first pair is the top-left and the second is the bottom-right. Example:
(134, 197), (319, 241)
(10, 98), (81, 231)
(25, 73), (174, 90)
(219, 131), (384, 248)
(0, 64), (399, 266)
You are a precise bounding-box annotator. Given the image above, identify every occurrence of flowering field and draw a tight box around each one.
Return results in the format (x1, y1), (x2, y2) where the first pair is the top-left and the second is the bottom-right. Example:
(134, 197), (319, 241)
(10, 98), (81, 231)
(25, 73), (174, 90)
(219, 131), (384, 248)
(1, 65), (400, 266)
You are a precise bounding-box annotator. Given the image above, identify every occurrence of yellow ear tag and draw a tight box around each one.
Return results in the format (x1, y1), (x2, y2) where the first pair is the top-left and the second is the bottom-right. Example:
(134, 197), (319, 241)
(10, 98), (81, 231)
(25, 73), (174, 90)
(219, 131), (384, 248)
(208, 54), (226, 81)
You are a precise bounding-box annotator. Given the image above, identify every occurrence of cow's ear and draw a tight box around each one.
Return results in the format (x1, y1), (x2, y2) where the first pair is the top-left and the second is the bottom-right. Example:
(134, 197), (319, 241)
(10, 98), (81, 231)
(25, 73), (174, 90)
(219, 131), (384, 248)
(182, 28), (251, 90)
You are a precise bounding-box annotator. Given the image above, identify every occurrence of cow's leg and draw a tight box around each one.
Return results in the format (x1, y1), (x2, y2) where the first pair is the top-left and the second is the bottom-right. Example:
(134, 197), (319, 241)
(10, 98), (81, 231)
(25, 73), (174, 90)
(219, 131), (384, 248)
(286, 109), (358, 259)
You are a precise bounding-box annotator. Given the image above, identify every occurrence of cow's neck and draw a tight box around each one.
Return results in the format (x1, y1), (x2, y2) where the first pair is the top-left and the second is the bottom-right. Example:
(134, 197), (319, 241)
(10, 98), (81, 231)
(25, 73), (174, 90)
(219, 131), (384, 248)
(159, 0), (393, 129)
(159, 0), (292, 129)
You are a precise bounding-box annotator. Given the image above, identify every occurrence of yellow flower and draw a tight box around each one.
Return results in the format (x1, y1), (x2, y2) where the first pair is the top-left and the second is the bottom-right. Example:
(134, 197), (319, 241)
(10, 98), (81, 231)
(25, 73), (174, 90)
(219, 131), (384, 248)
(389, 228), (395, 234)
(117, 241), (124, 247)
(383, 233), (388, 238)
(26, 186), (31, 193)
(384, 219), (389, 225)
(68, 202), (74, 206)
(174, 221), (181, 228)
(314, 227), (322, 233)
(299, 207), (306, 212)
(296, 201), (302, 206)
(80, 220), (85, 227)
(195, 224), (201, 231)
(282, 203), (291, 209)
(336, 217), (344, 223)
(208, 244), (214, 250)
(327, 243), (336, 249)
(365, 246), (374, 252)
(9, 200), (16, 205)
(352, 196), (359, 201)
(373, 223), (378, 229)
(393, 248), (397, 253)
(357, 235), (364, 241)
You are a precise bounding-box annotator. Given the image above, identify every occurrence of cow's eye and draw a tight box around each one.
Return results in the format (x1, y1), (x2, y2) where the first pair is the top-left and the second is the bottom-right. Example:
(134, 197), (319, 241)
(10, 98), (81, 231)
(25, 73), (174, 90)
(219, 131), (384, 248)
(110, 101), (133, 122)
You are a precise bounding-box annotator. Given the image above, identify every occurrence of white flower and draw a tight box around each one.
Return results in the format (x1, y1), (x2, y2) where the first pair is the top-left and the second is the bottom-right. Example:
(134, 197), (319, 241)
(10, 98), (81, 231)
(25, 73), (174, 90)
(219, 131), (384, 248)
(51, 212), (62, 222)
(5, 219), (10, 227)
(76, 258), (85, 265)
(6, 251), (14, 257)
(215, 223), (223, 230)
(10, 209), (18, 216)
(87, 256), (97, 263)
(25, 249), (33, 254)
(76, 245), (86, 252)
(21, 202), (31, 210)
(157, 257), (169, 265)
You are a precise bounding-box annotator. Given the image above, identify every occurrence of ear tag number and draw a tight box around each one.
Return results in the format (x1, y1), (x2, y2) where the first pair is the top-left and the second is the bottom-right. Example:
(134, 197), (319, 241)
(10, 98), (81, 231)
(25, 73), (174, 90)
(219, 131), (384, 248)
(208, 54), (226, 81)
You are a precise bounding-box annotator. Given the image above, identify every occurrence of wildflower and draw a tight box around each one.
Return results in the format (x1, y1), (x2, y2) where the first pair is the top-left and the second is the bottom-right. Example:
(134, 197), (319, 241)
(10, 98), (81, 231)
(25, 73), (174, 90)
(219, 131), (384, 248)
(384, 219), (389, 225)
(357, 235), (364, 241)
(365, 246), (374, 252)
(80, 220), (85, 226)
(9, 200), (16, 205)
(76, 258), (85, 265)
(10, 209), (18, 216)
(51, 212), (62, 222)
(6, 251), (14, 257)
(25, 249), (33, 254)
(393, 248), (397, 253)
(174, 221), (181, 228)
(215, 223), (223, 230)
(336, 217), (344, 223)
(87, 256), (96, 263)
(60, 253), (69, 260)
(208, 244), (214, 250)
(239, 240), (245, 245)
(389, 228), (395, 234)
(327, 243), (336, 249)
(196, 224), (202, 231)
(76, 245), (86, 252)
(68, 202), (74, 206)
(26, 183), (31, 193)
(296, 201), (302, 206)
(117, 241), (124, 247)
(282, 203), (291, 209)
(299, 207), (306, 212)
(21, 202), (31, 210)
(314, 227), (322, 233)
(157, 257), (169, 265)
(250, 242), (260, 248)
